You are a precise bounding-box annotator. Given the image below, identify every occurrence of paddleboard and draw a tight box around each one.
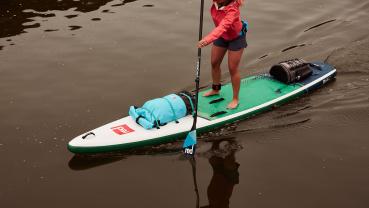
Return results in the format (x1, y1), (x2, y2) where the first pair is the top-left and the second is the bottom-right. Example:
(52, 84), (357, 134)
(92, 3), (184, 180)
(68, 61), (336, 153)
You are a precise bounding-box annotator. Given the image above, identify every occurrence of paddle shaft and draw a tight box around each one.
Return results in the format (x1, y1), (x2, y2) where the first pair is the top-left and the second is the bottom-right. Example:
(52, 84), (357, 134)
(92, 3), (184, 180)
(191, 0), (205, 131)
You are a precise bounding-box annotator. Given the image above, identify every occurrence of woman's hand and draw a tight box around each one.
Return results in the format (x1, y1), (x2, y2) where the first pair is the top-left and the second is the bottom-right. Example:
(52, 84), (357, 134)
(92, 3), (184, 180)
(197, 39), (209, 48)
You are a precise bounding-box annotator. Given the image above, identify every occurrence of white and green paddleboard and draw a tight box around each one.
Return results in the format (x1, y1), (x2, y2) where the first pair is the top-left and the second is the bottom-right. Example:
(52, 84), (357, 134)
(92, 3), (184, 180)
(68, 61), (336, 154)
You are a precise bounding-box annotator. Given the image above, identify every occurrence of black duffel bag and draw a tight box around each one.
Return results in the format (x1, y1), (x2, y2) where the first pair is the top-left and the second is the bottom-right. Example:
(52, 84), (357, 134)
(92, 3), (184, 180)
(270, 58), (313, 84)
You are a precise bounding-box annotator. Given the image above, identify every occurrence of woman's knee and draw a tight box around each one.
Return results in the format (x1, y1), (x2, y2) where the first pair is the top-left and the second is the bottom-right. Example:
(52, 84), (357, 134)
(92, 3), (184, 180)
(228, 51), (243, 75)
(228, 63), (240, 75)
(211, 60), (222, 71)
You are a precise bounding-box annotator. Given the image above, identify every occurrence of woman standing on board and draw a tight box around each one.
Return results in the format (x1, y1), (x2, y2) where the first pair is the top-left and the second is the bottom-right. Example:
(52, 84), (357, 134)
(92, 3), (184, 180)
(198, 0), (247, 109)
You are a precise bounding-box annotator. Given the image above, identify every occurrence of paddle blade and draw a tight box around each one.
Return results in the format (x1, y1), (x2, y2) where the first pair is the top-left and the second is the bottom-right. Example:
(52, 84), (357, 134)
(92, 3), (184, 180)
(183, 130), (197, 156)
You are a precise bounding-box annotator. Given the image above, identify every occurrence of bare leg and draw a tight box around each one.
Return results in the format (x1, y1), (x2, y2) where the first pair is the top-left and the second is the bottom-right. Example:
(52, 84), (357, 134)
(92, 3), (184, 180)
(203, 45), (227, 97)
(227, 49), (244, 109)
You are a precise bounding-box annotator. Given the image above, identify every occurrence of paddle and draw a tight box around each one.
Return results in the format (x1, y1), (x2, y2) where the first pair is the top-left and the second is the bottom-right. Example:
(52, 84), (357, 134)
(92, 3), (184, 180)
(183, 0), (205, 157)
(188, 157), (200, 208)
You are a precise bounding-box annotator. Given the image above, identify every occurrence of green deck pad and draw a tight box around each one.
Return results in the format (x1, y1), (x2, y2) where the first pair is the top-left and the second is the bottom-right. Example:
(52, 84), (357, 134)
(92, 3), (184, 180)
(198, 75), (302, 120)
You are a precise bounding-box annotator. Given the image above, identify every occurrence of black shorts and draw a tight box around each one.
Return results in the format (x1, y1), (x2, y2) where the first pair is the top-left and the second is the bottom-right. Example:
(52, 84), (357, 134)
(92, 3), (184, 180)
(213, 34), (248, 51)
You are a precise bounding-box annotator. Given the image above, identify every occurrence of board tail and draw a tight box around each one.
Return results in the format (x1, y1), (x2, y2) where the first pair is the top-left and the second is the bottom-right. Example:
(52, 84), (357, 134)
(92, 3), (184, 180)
(183, 130), (197, 157)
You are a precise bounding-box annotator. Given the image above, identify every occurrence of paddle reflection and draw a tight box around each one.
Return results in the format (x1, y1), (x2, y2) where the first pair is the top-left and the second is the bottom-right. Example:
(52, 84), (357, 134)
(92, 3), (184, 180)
(201, 139), (241, 208)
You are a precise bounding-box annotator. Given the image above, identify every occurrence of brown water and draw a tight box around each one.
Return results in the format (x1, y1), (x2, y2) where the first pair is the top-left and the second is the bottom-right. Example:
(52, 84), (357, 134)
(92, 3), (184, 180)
(1, 0), (369, 207)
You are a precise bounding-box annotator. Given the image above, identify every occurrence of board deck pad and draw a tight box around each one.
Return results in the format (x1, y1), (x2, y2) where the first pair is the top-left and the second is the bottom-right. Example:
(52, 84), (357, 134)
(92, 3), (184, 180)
(198, 75), (302, 120)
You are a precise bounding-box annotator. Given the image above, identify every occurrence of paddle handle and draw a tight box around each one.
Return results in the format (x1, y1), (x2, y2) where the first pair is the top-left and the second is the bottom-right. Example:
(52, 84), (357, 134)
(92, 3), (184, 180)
(192, 0), (205, 130)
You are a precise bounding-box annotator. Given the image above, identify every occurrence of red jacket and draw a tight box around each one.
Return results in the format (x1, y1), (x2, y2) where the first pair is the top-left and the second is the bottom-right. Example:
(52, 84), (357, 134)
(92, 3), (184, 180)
(203, 1), (243, 44)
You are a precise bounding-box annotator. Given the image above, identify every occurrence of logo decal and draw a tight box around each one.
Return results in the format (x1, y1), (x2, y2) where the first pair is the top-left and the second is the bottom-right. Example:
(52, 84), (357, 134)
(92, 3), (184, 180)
(111, 124), (134, 135)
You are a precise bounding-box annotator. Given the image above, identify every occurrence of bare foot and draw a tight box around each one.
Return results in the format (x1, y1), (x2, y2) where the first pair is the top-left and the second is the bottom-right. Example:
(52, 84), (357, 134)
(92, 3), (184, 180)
(203, 90), (219, 97)
(227, 99), (239, 109)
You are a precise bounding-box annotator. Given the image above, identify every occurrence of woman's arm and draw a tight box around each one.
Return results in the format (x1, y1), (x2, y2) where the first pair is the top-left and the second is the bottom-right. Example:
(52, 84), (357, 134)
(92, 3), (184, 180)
(198, 7), (239, 47)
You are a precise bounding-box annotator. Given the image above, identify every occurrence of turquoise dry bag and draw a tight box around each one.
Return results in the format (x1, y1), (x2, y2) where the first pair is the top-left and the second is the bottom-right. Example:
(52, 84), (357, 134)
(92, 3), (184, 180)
(129, 91), (194, 130)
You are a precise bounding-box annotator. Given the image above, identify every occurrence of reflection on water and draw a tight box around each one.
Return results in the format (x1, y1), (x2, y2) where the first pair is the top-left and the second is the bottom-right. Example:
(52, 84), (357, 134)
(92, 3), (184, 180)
(67, 138), (242, 207)
(201, 139), (241, 208)
(69, 25), (82, 31)
(68, 153), (128, 170)
(304, 19), (336, 32)
(1, 0), (368, 206)
(68, 142), (183, 170)
(111, 0), (137, 7)
(0, 0), (139, 40)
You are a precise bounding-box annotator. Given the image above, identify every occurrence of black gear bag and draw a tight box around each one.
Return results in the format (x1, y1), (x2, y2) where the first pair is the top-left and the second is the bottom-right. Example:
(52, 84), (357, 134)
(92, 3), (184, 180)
(270, 58), (313, 84)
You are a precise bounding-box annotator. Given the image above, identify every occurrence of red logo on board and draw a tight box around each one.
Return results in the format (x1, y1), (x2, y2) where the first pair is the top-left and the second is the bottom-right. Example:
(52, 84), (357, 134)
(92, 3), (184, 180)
(111, 124), (134, 135)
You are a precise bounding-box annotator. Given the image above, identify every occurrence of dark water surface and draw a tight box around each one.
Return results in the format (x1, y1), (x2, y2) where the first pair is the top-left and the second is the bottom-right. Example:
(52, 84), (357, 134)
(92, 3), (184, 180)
(1, 0), (369, 207)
